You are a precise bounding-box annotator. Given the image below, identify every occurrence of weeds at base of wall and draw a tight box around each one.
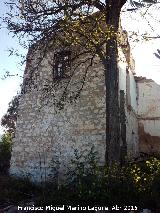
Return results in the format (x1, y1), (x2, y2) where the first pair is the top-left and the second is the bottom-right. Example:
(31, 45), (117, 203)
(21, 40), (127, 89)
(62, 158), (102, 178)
(35, 147), (160, 210)
(1, 146), (160, 211)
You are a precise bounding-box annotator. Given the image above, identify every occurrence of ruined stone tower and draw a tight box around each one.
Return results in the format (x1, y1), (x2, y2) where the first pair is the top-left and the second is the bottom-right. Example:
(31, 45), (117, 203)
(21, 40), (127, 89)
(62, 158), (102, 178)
(9, 29), (140, 182)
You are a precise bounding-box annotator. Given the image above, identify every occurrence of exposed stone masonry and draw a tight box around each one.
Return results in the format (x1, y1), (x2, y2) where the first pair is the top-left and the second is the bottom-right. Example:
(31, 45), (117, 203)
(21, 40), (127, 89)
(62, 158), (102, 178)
(10, 51), (107, 182)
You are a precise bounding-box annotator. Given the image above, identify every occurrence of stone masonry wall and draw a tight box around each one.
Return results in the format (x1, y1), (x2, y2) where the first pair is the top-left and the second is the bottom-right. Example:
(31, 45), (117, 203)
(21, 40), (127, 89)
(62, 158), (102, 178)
(10, 51), (106, 182)
(10, 32), (139, 182)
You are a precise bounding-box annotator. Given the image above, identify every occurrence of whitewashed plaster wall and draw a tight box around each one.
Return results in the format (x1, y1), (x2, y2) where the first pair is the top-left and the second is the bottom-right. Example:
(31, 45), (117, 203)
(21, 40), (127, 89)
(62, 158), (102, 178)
(118, 48), (138, 157)
(126, 70), (139, 156)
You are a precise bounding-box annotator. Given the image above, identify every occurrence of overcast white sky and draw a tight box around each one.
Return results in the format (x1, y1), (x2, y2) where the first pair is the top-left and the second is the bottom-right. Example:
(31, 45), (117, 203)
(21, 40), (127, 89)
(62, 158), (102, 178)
(121, 3), (160, 82)
(0, 1), (160, 134)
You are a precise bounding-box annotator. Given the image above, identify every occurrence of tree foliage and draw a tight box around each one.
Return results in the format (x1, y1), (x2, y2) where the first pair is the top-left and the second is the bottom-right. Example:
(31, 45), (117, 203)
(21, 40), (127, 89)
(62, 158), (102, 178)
(0, 133), (12, 174)
(1, 95), (20, 134)
(2, 0), (158, 52)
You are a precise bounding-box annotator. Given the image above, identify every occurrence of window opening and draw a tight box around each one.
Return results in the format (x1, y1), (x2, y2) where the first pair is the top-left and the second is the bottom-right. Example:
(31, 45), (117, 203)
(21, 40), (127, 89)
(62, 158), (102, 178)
(53, 51), (71, 79)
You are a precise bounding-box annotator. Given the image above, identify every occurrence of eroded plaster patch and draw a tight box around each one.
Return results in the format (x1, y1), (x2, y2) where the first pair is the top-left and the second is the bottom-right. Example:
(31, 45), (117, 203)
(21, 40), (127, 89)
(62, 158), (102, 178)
(138, 122), (160, 154)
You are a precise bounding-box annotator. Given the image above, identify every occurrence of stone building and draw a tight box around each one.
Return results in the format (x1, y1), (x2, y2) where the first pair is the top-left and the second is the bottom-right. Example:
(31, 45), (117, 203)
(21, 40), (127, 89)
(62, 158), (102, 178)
(9, 25), (160, 182)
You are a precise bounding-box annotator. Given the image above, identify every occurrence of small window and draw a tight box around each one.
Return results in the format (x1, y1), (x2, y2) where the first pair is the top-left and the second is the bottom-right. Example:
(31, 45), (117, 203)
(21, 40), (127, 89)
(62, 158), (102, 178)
(53, 51), (71, 79)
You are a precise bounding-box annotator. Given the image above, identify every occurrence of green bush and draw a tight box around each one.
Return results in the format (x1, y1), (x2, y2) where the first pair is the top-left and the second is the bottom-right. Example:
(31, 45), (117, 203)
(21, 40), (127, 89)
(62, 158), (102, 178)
(0, 133), (12, 174)
(38, 148), (160, 211)
(1, 145), (160, 211)
(64, 147), (139, 206)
